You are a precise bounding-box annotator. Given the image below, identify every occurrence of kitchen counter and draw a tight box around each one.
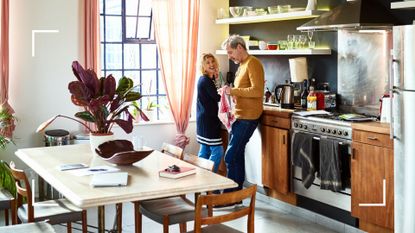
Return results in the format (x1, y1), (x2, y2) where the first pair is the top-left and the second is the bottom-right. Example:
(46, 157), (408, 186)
(351, 121), (391, 135)
(263, 105), (295, 118)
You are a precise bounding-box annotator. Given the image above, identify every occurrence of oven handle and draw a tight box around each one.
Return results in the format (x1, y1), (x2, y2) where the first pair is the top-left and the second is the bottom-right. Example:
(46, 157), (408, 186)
(313, 136), (350, 146)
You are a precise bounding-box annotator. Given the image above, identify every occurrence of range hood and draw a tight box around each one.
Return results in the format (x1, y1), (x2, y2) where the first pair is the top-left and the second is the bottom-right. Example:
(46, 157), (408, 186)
(297, 0), (398, 31)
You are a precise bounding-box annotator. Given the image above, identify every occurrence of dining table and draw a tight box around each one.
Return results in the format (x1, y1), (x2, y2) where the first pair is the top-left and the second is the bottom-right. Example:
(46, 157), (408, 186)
(15, 144), (237, 233)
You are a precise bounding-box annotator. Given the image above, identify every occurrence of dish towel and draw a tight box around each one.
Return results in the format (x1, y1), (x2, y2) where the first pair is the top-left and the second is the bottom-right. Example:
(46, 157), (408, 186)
(319, 137), (342, 192)
(218, 88), (235, 132)
(292, 132), (315, 189)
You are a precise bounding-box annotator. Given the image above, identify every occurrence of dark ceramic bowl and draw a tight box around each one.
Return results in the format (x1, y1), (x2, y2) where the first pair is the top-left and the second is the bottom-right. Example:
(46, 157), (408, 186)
(95, 140), (153, 166)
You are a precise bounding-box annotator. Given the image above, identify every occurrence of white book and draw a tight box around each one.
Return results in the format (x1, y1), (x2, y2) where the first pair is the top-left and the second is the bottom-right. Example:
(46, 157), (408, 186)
(90, 172), (129, 187)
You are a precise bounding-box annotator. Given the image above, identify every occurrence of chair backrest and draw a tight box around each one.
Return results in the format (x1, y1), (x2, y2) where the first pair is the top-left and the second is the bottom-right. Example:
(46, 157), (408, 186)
(9, 162), (35, 222)
(161, 142), (183, 160)
(183, 153), (214, 172)
(194, 185), (257, 233)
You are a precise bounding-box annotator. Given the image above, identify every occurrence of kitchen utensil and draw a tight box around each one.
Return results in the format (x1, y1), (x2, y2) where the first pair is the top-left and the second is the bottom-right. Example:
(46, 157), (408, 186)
(275, 82), (295, 109)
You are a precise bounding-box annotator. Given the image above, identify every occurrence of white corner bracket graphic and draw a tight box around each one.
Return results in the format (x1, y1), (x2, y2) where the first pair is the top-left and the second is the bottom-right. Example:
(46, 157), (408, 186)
(358, 179), (386, 207)
(31, 179), (58, 207)
(31, 30), (59, 57)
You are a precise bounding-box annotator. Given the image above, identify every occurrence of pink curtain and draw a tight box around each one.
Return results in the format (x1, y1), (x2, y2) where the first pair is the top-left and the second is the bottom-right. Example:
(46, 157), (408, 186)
(83, 0), (100, 133)
(84, 0), (100, 74)
(152, 0), (200, 148)
(0, 0), (15, 138)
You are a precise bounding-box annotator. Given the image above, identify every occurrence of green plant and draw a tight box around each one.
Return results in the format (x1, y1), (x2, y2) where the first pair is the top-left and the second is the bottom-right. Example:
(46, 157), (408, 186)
(0, 108), (16, 149)
(0, 161), (16, 198)
(37, 61), (149, 134)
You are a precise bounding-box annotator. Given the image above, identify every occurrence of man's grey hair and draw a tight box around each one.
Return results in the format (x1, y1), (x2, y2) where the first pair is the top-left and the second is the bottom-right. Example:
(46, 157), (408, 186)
(221, 34), (247, 50)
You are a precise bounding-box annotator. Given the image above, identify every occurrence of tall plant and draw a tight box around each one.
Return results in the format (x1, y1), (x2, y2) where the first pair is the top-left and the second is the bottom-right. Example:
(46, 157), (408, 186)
(37, 61), (148, 134)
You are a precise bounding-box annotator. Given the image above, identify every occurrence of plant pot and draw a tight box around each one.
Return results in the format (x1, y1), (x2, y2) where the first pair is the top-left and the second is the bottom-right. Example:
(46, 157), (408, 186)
(89, 132), (115, 153)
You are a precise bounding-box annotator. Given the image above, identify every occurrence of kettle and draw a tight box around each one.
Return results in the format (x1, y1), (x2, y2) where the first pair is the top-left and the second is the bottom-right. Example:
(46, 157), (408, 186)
(275, 81), (295, 109)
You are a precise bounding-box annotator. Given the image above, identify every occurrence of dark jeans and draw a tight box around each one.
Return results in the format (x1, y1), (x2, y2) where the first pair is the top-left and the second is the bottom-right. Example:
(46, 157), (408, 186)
(224, 118), (259, 193)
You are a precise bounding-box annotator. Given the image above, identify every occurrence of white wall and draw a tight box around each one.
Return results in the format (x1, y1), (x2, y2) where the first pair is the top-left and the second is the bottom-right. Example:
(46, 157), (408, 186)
(3, 0), (228, 170)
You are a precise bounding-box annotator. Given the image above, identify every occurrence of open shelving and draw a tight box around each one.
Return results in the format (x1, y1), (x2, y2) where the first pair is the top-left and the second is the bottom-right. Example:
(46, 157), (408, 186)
(215, 48), (331, 56)
(215, 10), (327, 25)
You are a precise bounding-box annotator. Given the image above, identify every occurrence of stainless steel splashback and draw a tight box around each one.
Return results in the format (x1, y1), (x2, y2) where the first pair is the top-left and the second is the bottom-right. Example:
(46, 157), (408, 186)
(337, 30), (392, 115)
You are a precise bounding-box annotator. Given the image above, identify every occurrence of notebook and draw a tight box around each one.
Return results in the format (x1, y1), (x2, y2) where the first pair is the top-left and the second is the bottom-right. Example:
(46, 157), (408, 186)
(159, 166), (196, 179)
(90, 172), (129, 187)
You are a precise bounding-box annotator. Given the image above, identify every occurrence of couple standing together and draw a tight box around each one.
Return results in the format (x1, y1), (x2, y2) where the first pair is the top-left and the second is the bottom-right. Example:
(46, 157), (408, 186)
(196, 35), (264, 194)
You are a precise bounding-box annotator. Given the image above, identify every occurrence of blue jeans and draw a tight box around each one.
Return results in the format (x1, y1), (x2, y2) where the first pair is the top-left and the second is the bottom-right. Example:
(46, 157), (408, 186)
(224, 119), (259, 192)
(198, 144), (224, 173)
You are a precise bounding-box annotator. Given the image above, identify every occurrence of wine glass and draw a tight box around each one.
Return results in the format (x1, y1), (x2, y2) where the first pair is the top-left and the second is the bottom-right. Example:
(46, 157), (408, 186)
(298, 35), (307, 49)
(287, 35), (294, 50)
(307, 31), (315, 48)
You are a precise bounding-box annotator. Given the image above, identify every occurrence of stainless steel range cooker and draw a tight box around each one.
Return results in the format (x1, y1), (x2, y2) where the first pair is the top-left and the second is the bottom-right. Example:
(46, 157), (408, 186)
(291, 113), (352, 212)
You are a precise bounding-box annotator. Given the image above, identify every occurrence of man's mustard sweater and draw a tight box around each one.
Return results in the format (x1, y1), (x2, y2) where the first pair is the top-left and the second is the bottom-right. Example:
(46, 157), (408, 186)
(230, 55), (264, 120)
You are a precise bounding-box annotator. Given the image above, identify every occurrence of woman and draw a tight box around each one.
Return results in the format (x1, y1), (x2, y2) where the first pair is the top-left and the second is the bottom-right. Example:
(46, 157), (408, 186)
(196, 53), (223, 173)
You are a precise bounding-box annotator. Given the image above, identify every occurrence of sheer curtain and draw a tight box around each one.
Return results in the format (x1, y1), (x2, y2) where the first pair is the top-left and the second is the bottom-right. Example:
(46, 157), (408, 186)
(152, 0), (200, 148)
(83, 0), (100, 133)
(0, 0), (14, 138)
(84, 0), (100, 74)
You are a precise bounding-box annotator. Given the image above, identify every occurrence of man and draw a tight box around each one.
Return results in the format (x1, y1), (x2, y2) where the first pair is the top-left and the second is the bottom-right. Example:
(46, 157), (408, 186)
(220, 35), (264, 193)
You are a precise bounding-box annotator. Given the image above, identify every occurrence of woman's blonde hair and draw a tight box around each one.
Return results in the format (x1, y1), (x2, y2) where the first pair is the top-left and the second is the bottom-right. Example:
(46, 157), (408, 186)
(200, 53), (219, 75)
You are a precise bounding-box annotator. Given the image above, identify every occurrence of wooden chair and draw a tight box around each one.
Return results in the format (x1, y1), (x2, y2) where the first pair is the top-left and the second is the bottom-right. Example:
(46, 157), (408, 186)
(161, 142), (184, 160)
(8, 162), (87, 233)
(0, 188), (16, 225)
(190, 185), (257, 233)
(134, 153), (214, 233)
(0, 222), (56, 233)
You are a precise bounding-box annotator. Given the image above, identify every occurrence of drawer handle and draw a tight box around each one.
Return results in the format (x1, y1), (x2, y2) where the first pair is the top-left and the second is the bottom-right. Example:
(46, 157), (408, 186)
(271, 120), (279, 123)
(352, 148), (356, 160)
(282, 135), (285, 144)
(367, 136), (378, 140)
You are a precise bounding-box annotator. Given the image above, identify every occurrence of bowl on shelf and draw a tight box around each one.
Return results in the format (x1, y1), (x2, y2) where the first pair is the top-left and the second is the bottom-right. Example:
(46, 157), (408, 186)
(268, 6), (279, 14)
(267, 43), (279, 50)
(278, 5), (291, 13)
(229, 6), (244, 17)
(95, 139), (153, 166)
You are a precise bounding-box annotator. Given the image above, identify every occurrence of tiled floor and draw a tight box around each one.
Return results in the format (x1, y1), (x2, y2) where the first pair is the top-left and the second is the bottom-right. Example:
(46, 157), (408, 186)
(1, 192), (365, 233)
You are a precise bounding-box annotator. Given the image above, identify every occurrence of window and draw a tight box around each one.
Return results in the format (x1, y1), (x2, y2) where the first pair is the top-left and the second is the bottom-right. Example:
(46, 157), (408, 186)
(100, 0), (170, 121)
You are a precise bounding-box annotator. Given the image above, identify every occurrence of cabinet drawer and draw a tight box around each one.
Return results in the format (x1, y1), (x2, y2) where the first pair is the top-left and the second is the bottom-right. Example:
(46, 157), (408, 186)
(261, 114), (290, 129)
(353, 130), (393, 148)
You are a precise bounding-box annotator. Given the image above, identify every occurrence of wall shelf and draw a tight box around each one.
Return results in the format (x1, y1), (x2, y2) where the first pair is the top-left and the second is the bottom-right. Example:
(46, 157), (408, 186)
(215, 49), (331, 56)
(215, 10), (327, 25)
(391, 1), (415, 9)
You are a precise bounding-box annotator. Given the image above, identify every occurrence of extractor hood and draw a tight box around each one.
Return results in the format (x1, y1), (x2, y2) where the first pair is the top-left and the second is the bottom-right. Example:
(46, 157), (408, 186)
(297, 0), (398, 31)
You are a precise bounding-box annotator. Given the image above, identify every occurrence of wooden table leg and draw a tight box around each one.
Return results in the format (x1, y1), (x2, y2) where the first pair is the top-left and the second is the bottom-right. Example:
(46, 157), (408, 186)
(116, 203), (122, 233)
(98, 205), (105, 233)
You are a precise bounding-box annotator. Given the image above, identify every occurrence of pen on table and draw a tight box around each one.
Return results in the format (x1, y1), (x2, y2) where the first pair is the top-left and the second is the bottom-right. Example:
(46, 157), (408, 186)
(88, 168), (108, 172)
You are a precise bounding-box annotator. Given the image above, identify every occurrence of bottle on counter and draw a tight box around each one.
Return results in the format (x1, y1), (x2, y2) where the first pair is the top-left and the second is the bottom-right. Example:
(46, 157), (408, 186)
(307, 85), (317, 111)
(264, 87), (272, 103)
(301, 79), (309, 109)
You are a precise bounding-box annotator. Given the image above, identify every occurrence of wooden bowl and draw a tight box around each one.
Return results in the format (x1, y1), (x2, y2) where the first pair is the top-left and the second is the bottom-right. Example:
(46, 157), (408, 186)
(95, 140), (153, 166)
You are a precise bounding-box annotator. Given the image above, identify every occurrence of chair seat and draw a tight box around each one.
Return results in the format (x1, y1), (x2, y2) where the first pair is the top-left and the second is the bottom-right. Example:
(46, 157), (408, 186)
(140, 196), (208, 224)
(0, 188), (13, 209)
(187, 224), (244, 233)
(0, 222), (56, 233)
(17, 198), (83, 224)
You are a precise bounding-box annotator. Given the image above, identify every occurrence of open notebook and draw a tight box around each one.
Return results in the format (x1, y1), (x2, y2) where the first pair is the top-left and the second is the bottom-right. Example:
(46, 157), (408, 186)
(90, 172), (129, 187)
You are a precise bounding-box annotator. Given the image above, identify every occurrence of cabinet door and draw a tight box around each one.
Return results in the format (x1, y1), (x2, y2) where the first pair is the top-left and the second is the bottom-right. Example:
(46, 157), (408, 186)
(351, 142), (394, 229)
(261, 125), (289, 194)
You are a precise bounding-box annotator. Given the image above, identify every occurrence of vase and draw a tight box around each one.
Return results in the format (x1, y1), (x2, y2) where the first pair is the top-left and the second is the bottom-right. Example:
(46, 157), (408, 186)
(306, 0), (317, 11)
(89, 132), (115, 153)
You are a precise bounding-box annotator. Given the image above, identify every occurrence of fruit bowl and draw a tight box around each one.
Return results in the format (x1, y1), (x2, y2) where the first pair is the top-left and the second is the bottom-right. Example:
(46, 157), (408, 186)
(95, 140), (153, 166)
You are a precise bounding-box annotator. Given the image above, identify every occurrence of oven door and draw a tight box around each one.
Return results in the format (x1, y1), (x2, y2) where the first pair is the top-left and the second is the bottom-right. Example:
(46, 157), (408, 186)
(291, 130), (352, 211)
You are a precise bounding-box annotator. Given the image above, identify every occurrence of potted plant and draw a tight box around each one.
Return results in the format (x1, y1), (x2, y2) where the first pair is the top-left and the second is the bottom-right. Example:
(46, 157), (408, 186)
(37, 61), (148, 150)
(0, 108), (16, 149)
(0, 108), (17, 200)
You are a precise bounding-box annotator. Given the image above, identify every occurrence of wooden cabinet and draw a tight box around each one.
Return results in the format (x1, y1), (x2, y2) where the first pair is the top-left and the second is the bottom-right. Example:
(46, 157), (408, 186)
(261, 109), (291, 195)
(351, 124), (394, 231)
(261, 123), (289, 194)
